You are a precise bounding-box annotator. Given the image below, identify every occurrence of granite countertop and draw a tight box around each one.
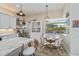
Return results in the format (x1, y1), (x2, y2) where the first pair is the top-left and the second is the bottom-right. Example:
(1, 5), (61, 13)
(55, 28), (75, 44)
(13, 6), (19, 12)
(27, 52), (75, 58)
(0, 37), (33, 56)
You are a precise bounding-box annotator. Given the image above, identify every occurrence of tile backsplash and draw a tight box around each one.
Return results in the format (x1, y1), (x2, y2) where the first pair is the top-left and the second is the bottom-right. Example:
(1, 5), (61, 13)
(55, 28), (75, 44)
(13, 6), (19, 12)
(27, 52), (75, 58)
(0, 29), (16, 36)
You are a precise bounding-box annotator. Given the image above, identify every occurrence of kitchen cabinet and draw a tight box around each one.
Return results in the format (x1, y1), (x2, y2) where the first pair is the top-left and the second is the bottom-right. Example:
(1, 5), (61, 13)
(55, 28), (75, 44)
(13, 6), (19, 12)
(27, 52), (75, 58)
(30, 20), (42, 39)
(0, 13), (16, 28)
(10, 16), (16, 28)
(31, 21), (41, 32)
(0, 14), (9, 28)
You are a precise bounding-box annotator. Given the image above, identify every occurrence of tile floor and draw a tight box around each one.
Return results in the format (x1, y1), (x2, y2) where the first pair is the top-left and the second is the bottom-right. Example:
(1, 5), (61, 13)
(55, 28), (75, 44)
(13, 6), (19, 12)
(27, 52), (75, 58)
(35, 44), (69, 56)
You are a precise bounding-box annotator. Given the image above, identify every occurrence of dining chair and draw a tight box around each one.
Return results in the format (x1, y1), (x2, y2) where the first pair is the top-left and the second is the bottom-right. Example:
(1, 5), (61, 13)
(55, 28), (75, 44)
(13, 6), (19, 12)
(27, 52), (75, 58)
(40, 37), (49, 48)
(54, 38), (63, 55)
(22, 39), (39, 56)
(19, 44), (24, 56)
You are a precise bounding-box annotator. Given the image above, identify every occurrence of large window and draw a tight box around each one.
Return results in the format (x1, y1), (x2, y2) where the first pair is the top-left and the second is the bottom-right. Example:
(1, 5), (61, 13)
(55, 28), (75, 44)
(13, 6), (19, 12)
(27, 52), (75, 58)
(46, 18), (68, 34)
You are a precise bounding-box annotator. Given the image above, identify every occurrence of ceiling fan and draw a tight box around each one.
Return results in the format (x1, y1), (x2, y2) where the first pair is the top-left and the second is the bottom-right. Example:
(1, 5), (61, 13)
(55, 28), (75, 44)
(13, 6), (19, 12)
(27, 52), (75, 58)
(16, 4), (25, 16)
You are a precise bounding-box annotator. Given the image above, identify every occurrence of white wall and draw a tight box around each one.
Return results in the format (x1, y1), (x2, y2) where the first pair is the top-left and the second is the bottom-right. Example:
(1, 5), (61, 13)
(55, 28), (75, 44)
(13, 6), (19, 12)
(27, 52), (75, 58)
(69, 4), (79, 55)
(63, 4), (70, 18)
(62, 4), (70, 54)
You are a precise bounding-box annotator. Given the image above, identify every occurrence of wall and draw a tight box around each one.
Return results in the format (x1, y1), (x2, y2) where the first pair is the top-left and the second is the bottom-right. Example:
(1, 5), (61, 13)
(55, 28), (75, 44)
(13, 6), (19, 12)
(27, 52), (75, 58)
(62, 4), (70, 54)
(69, 4), (79, 55)
(63, 4), (70, 18)
(59, 4), (79, 55)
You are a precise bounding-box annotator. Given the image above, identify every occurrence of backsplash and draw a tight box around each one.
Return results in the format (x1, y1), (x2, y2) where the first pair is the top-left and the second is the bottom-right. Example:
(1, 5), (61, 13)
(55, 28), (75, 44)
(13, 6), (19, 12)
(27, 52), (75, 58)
(0, 29), (16, 36)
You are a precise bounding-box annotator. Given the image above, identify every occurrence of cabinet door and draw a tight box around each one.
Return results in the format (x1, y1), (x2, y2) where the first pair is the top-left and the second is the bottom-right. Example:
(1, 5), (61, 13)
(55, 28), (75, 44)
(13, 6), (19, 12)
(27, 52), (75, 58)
(10, 16), (16, 28)
(0, 14), (9, 28)
(0, 13), (2, 27)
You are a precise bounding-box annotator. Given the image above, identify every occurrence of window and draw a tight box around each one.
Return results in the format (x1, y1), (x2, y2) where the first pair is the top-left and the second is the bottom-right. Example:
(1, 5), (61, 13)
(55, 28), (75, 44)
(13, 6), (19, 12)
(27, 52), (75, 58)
(46, 18), (67, 34)
(32, 21), (41, 32)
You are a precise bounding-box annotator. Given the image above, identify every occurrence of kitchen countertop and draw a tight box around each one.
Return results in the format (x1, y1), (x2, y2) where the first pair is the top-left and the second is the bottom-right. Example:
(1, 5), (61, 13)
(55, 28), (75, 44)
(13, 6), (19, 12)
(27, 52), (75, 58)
(0, 37), (33, 56)
(0, 33), (17, 37)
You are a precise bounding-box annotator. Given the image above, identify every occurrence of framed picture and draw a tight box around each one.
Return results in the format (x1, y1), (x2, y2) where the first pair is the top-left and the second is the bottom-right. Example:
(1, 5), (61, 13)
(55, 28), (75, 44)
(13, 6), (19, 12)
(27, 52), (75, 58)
(73, 20), (79, 27)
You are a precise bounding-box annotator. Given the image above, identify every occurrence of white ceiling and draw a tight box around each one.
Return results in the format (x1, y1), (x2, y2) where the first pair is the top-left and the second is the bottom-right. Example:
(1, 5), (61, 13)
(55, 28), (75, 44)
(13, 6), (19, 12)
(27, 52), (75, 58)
(0, 3), (65, 16)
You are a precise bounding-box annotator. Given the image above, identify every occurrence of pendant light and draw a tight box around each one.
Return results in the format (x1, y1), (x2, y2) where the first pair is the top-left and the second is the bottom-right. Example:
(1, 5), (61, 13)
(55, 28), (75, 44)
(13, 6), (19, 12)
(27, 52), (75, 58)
(16, 4), (25, 16)
(44, 5), (50, 19)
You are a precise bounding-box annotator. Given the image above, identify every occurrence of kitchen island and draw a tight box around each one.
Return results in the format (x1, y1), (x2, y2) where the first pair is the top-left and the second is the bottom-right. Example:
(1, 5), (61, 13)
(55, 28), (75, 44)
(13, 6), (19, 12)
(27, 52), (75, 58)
(0, 37), (33, 56)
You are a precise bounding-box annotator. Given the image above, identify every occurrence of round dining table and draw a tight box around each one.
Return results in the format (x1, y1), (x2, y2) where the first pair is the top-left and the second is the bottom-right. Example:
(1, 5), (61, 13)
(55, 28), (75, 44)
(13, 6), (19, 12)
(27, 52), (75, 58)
(46, 38), (56, 47)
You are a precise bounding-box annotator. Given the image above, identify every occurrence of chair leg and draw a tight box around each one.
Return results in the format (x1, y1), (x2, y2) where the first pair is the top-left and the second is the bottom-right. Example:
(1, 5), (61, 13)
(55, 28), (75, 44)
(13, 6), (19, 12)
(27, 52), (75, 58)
(19, 53), (21, 56)
(33, 53), (35, 56)
(59, 45), (63, 55)
(19, 52), (23, 56)
(57, 47), (60, 56)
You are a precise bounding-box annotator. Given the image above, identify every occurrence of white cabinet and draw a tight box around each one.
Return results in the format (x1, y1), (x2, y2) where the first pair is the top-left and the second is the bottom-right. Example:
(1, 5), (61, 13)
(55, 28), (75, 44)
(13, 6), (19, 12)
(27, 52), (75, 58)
(31, 21), (41, 32)
(0, 13), (2, 27)
(30, 21), (42, 38)
(0, 13), (16, 29)
(0, 14), (9, 28)
(10, 16), (16, 28)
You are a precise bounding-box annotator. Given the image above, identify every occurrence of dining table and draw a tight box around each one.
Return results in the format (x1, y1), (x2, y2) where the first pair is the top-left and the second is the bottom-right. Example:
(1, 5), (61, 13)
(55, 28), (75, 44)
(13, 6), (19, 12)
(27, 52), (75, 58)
(46, 37), (56, 48)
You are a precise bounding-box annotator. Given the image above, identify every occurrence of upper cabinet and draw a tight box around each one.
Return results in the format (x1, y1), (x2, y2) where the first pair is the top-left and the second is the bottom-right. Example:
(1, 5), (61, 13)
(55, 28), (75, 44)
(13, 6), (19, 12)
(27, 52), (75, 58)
(31, 20), (41, 32)
(0, 13), (16, 29)
(10, 16), (16, 28)
(0, 14), (10, 28)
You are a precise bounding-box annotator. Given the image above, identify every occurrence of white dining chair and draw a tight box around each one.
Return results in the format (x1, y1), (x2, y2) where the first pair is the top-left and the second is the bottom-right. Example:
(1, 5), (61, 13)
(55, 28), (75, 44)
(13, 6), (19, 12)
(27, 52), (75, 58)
(40, 37), (49, 48)
(54, 38), (63, 55)
(19, 44), (24, 56)
(23, 47), (35, 56)
(22, 39), (39, 56)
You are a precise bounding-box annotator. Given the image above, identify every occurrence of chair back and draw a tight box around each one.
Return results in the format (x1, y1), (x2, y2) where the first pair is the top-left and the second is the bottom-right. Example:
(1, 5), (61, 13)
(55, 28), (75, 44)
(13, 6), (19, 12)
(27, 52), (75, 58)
(28, 42), (31, 47)
(58, 38), (63, 45)
(55, 38), (62, 47)
(19, 44), (24, 56)
(40, 38), (44, 44)
(34, 39), (39, 50)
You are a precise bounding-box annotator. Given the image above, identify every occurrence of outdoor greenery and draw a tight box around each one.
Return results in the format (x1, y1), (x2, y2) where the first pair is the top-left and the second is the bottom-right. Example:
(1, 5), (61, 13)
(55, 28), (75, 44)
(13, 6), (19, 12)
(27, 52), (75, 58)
(46, 24), (66, 33)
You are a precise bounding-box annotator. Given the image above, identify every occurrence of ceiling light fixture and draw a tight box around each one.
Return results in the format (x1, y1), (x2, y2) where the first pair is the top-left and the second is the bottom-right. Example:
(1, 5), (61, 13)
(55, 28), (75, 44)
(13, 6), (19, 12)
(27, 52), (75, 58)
(45, 5), (50, 19)
(16, 4), (25, 16)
